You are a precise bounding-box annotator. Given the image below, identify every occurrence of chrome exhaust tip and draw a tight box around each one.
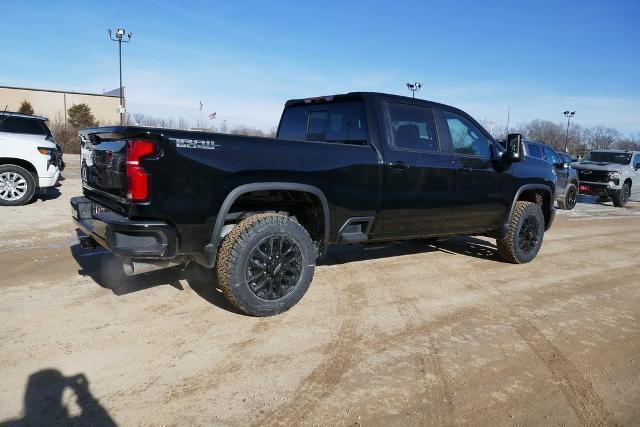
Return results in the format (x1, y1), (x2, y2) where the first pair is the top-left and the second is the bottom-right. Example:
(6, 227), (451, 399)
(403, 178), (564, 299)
(122, 258), (184, 276)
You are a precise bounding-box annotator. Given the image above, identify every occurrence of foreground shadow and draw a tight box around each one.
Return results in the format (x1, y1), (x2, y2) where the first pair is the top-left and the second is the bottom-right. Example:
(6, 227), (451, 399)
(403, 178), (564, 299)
(69, 243), (244, 315)
(0, 369), (116, 427)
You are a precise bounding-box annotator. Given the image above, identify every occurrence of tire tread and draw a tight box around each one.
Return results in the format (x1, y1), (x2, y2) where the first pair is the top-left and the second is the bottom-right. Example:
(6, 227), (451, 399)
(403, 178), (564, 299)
(216, 213), (313, 315)
(497, 201), (542, 264)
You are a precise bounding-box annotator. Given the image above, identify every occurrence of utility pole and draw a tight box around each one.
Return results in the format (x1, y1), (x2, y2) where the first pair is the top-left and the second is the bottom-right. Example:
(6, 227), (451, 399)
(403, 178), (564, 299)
(405, 82), (422, 98)
(506, 106), (511, 134)
(488, 121), (496, 136)
(108, 28), (132, 125)
(563, 110), (576, 153)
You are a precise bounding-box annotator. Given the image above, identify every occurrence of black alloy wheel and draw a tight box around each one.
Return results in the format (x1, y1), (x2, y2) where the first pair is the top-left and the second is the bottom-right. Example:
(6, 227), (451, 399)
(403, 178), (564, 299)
(246, 235), (303, 300)
(518, 215), (541, 255)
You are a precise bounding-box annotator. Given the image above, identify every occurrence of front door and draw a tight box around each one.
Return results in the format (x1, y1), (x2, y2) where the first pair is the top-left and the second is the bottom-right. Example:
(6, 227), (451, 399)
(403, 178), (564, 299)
(541, 145), (567, 195)
(379, 101), (455, 237)
(439, 109), (508, 232)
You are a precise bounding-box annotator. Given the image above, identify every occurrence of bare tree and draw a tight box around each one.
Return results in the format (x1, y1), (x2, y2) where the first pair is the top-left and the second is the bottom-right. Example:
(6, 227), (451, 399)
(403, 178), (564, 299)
(586, 126), (620, 150)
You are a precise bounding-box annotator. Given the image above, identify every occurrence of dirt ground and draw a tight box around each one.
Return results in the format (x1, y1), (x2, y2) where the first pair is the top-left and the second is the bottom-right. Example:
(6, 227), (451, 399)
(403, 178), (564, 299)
(1, 155), (639, 426)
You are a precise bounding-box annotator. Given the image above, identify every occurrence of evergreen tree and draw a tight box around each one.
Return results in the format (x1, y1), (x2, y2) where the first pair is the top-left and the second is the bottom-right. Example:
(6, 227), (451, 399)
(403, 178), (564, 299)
(68, 103), (96, 129)
(18, 100), (34, 115)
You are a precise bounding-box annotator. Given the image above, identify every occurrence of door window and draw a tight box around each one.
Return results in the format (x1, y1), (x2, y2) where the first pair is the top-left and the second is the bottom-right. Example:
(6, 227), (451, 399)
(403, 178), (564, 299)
(443, 111), (490, 158)
(387, 103), (439, 152)
(526, 143), (543, 159)
(542, 146), (561, 165)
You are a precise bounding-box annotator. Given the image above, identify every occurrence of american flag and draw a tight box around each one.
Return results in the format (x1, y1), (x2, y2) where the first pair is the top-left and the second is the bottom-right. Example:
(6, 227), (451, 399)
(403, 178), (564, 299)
(209, 112), (216, 120)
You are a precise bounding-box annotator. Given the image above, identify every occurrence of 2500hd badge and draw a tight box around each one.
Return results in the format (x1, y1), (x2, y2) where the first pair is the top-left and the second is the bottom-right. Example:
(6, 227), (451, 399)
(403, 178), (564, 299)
(172, 138), (220, 150)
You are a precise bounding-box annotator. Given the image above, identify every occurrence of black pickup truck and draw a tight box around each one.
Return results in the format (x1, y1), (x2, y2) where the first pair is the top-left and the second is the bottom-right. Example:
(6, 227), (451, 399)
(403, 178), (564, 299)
(72, 92), (556, 316)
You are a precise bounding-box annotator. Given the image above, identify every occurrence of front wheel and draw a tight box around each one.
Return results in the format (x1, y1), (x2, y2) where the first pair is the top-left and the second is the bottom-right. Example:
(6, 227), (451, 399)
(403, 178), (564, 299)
(612, 182), (631, 207)
(0, 165), (36, 206)
(497, 201), (545, 264)
(557, 183), (578, 210)
(216, 213), (316, 316)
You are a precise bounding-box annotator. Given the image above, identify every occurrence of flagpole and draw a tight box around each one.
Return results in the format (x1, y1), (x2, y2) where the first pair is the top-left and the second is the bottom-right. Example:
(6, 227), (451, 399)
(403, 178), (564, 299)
(199, 101), (204, 129)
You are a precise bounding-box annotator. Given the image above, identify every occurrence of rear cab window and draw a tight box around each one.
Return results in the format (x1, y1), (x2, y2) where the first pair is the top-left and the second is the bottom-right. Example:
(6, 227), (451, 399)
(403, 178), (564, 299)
(277, 101), (369, 145)
(0, 116), (49, 136)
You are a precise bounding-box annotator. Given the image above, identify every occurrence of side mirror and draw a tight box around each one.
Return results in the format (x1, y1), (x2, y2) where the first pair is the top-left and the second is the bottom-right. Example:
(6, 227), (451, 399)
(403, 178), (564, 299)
(635, 163), (640, 170)
(506, 133), (523, 162)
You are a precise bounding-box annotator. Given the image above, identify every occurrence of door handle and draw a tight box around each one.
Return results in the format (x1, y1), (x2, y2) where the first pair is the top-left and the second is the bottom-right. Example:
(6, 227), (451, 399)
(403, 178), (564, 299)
(389, 161), (409, 170)
(452, 159), (472, 173)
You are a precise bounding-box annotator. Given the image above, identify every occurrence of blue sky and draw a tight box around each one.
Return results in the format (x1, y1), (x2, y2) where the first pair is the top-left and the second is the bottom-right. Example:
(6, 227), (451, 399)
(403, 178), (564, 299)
(1, 0), (639, 134)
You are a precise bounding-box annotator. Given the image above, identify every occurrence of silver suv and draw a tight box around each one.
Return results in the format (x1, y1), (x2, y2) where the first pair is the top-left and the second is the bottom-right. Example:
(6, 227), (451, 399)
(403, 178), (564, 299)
(524, 141), (579, 210)
(573, 150), (640, 207)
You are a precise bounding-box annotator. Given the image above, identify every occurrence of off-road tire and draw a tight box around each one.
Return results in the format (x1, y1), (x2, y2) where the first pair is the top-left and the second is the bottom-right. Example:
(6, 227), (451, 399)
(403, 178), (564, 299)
(612, 182), (631, 208)
(0, 164), (36, 206)
(497, 201), (545, 264)
(557, 183), (578, 210)
(216, 213), (316, 316)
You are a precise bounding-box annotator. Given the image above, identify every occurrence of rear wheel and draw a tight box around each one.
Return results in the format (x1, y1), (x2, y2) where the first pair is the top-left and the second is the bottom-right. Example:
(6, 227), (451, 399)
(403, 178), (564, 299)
(216, 213), (316, 316)
(0, 165), (36, 206)
(613, 182), (631, 207)
(557, 183), (578, 210)
(497, 201), (545, 264)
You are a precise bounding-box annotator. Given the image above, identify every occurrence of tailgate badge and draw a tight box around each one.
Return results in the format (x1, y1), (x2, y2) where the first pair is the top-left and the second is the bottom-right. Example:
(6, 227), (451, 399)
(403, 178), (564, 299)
(172, 138), (220, 150)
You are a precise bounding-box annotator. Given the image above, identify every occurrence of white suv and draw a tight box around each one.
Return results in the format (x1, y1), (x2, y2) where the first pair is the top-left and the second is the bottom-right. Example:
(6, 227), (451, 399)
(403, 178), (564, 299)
(0, 112), (63, 205)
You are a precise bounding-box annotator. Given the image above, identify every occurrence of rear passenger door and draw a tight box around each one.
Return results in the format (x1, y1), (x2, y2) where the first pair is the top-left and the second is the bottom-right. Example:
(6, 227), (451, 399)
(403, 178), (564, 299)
(439, 109), (508, 232)
(379, 101), (455, 236)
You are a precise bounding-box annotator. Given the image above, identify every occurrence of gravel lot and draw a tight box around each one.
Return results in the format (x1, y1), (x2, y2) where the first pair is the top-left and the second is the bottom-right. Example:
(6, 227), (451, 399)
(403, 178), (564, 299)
(1, 155), (639, 425)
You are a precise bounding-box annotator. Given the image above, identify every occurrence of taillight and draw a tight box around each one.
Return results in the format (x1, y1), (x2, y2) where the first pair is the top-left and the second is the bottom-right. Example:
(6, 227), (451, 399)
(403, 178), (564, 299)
(126, 139), (157, 202)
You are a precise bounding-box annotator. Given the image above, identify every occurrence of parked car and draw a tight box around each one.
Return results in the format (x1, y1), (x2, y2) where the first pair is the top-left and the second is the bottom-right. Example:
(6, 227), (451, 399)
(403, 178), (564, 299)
(71, 92), (556, 316)
(573, 150), (640, 207)
(0, 112), (63, 206)
(523, 141), (579, 210)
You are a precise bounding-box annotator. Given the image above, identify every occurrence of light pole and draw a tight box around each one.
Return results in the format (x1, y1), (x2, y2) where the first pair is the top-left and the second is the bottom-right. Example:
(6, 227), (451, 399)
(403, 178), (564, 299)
(563, 110), (575, 153)
(108, 28), (132, 125)
(406, 82), (422, 98)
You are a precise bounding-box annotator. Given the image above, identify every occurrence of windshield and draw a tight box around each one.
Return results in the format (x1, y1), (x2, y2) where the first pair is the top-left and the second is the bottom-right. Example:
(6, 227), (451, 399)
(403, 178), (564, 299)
(581, 151), (632, 165)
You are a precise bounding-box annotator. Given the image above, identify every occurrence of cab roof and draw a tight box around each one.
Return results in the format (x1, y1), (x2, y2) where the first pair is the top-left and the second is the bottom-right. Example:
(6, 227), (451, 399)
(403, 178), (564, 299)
(284, 91), (460, 112)
(0, 111), (49, 121)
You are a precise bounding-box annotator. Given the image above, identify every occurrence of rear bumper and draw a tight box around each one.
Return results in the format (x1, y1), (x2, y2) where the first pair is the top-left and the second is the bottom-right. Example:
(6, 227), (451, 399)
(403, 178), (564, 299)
(71, 196), (178, 259)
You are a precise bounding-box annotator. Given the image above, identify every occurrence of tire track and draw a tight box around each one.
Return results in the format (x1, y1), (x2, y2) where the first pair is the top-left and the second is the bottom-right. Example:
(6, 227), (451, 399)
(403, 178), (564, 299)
(254, 263), (367, 426)
(466, 268), (633, 426)
(370, 264), (455, 427)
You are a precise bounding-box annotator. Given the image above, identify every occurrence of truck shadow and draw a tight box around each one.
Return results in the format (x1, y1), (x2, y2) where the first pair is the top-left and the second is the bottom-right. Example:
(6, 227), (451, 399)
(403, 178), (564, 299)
(69, 243), (244, 315)
(320, 236), (502, 266)
(70, 235), (501, 314)
(0, 369), (117, 427)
